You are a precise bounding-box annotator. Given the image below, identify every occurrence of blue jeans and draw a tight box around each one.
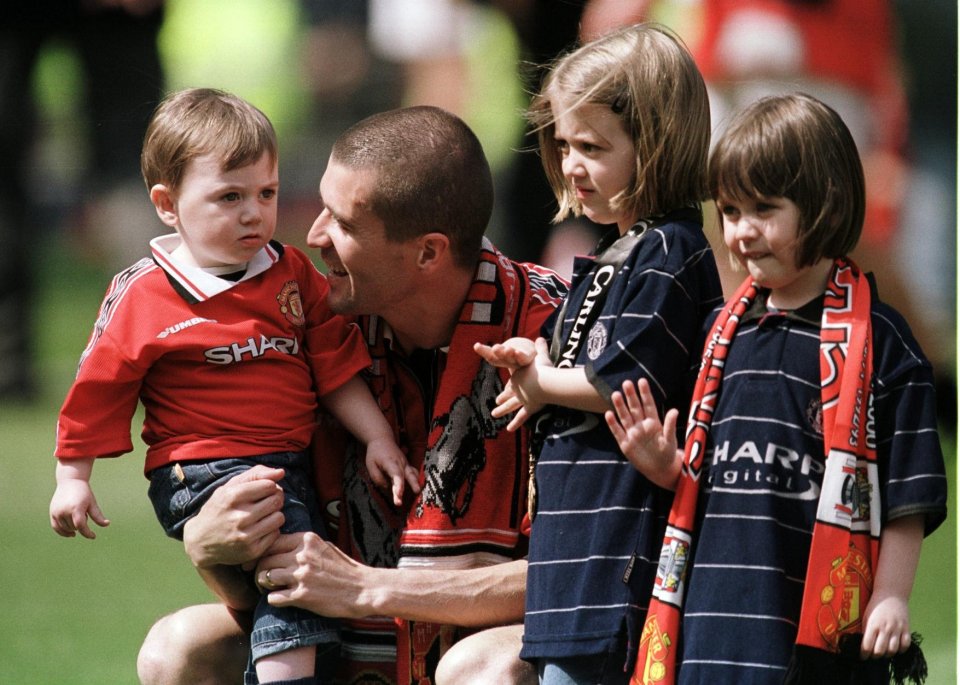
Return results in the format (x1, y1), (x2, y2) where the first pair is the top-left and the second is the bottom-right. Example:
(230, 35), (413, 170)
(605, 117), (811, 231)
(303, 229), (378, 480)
(538, 653), (631, 685)
(148, 451), (340, 663)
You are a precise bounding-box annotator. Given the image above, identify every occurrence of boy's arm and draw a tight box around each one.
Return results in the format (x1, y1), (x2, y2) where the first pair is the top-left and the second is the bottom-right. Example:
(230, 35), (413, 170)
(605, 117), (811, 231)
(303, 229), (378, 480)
(49, 457), (110, 539)
(860, 514), (925, 659)
(605, 378), (683, 490)
(320, 375), (419, 505)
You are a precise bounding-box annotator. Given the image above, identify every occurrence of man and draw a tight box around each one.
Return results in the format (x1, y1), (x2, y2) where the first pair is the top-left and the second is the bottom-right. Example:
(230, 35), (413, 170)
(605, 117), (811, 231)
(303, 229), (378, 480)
(137, 106), (567, 685)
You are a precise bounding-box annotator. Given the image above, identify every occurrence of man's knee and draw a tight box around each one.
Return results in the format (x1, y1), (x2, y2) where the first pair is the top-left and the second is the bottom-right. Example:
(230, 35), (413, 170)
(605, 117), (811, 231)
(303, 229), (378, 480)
(137, 605), (247, 685)
(435, 625), (535, 685)
(138, 612), (190, 685)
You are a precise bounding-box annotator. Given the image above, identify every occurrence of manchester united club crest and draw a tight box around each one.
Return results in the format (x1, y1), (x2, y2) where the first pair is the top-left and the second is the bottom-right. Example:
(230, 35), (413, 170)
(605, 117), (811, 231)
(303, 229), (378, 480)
(277, 280), (305, 326)
(638, 616), (672, 683)
(816, 544), (874, 646)
(587, 320), (607, 360)
(805, 397), (823, 435)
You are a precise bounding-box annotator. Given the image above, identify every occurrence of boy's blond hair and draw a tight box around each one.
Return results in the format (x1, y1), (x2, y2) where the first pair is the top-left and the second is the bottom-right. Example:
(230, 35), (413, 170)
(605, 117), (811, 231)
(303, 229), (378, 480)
(709, 93), (865, 267)
(528, 23), (711, 224)
(141, 88), (278, 191)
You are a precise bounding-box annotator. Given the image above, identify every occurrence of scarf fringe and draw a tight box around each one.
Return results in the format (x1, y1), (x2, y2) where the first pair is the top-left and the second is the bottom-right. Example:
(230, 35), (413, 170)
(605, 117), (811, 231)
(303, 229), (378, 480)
(784, 633), (928, 685)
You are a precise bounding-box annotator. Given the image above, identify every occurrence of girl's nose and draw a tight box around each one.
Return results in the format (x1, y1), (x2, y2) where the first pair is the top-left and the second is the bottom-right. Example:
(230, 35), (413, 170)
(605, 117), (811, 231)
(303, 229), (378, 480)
(561, 149), (585, 178)
(733, 215), (759, 242)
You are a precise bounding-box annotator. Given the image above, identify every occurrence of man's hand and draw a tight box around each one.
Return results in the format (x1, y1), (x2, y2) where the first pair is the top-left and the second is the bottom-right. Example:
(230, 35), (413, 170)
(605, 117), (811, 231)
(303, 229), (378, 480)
(256, 532), (376, 619)
(183, 465), (286, 569)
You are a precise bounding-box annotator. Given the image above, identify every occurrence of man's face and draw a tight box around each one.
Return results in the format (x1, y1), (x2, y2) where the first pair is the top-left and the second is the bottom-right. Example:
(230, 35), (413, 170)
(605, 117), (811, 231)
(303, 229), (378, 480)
(307, 158), (415, 316)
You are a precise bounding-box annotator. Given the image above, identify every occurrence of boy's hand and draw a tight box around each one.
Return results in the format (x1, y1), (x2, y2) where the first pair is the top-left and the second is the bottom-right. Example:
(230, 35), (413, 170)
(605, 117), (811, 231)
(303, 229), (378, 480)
(50, 479), (110, 539)
(605, 378), (682, 490)
(365, 436), (420, 507)
(860, 593), (912, 659)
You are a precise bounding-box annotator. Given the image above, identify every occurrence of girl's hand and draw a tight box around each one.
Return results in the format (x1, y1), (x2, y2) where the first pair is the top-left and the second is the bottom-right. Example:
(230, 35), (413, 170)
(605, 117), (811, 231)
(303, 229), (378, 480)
(605, 378), (682, 490)
(473, 337), (537, 371)
(860, 593), (912, 659)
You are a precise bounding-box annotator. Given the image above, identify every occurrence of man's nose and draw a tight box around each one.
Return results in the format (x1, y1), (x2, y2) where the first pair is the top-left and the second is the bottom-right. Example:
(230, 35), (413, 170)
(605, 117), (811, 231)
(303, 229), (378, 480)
(306, 211), (331, 247)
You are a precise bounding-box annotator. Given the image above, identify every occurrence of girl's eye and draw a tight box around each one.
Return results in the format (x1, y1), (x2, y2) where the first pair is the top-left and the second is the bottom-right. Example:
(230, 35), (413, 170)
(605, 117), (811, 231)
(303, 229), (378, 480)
(223, 192), (240, 202)
(556, 140), (570, 154)
(720, 204), (739, 217)
(756, 202), (776, 214)
(261, 189), (276, 200)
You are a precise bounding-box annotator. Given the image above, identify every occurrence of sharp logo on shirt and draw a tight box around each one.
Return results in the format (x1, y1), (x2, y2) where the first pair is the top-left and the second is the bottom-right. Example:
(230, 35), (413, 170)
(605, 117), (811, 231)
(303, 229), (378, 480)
(156, 317), (217, 339)
(708, 439), (825, 500)
(203, 334), (300, 364)
(277, 280), (305, 326)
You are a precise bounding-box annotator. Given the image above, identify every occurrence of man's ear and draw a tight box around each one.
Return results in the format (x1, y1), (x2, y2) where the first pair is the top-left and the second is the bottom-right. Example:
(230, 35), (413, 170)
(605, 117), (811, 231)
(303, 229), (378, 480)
(149, 184), (179, 228)
(416, 232), (451, 271)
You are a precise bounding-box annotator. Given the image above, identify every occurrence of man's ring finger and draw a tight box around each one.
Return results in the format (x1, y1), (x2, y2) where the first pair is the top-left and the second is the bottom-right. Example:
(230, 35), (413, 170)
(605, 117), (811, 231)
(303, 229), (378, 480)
(262, 569), (277, 590)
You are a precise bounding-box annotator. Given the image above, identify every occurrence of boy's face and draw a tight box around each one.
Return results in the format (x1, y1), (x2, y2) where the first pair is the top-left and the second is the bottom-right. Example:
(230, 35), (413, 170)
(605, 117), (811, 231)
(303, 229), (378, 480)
(719, 194), (828, 303)
(157, 152), (279, 268)
(551, 98), (636, 234)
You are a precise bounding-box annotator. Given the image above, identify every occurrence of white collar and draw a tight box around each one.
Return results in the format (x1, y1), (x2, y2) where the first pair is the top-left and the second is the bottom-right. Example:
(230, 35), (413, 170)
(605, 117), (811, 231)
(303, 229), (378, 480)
(149, 233), (281, 302)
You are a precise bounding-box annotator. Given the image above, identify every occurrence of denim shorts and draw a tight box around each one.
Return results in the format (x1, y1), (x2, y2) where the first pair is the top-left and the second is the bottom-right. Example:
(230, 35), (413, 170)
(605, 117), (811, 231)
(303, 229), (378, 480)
(148, 451), (340, 662)
(538, 655), (632, 685)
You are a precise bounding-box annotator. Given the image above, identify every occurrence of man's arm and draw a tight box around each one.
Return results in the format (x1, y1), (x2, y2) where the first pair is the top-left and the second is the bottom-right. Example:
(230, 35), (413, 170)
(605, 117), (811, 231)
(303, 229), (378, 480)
(258, 532), (527, 627)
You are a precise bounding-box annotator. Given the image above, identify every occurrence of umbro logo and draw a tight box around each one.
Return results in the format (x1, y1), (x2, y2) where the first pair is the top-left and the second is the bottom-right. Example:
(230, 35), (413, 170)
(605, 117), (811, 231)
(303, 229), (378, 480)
(156, 317), (217, 339)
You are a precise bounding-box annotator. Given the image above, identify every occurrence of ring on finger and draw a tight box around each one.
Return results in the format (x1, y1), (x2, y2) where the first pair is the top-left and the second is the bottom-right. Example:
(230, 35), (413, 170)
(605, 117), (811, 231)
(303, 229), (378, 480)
(262, 568), (277, 590)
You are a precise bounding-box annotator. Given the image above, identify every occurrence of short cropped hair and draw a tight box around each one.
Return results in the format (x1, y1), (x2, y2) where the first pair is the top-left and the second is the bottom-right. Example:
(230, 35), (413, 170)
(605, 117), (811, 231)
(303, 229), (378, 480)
(528, 23), (710, 223)
(141, 88), (278, 191)
(709, 93), (865, 267)
(329, 106), (493, 269)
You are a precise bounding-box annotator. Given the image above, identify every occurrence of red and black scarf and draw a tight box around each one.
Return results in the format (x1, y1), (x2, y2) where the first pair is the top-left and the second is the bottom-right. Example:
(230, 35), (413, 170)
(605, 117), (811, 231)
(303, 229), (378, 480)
(314, 239), (565, 684)
(632, 258), (923, 684)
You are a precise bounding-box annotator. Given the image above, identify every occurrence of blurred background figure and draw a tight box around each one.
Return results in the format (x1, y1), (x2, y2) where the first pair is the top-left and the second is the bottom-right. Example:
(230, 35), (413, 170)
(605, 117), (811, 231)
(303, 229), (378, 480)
(0, 0), (166, 401)
(577, 0), (957, 426)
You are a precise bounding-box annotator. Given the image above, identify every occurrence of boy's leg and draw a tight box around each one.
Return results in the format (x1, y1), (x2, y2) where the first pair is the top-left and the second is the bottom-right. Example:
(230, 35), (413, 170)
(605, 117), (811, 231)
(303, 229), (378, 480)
(255, 645), (316, 683)
(434, 624), (535, 685)
(138, 603), (248, 685)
